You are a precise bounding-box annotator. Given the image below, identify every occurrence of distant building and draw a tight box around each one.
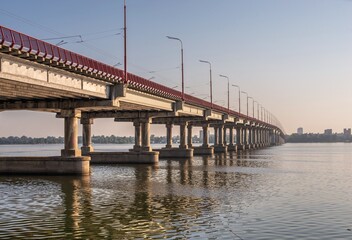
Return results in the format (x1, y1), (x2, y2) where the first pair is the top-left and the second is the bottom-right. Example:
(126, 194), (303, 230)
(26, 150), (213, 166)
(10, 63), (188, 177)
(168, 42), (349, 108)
(324, 129), (333, 135)
(297, 127), (303, 135)
(343, 128), (351, 136)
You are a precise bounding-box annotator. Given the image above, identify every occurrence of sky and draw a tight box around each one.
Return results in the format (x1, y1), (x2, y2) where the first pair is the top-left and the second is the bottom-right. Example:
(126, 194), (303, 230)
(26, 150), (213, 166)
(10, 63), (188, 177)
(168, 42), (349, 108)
(1, 0), (352, 137)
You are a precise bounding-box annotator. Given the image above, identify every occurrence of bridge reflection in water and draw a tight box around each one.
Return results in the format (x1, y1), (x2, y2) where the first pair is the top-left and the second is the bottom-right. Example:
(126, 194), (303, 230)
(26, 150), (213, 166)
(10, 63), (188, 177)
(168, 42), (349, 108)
(0, 152), (276, 239)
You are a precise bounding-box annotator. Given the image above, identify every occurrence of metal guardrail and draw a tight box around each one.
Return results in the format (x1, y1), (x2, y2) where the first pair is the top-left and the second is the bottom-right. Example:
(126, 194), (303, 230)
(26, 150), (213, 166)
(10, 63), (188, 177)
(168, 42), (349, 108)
(0, 25), (283, 132)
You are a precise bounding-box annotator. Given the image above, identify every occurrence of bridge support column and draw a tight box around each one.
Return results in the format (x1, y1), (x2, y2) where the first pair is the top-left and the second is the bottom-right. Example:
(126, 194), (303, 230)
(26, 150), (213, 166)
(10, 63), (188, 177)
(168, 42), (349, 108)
(228, 126), (237, 152)
(214, 126), (219, 146)
(141, 118), (152, 152)
(179, 122), (188, 149)
(256, 128), (260, 148)
(203, 124), (209, 147)
(218, 125), (224, 147)
(214, 125), (227, 153)
(187, 124), (193, 148)
(133, 120), (142, 151)
(166, 123), (173, 148)
(61, 109), (81, 157)
(236, 127), (244, 150)
(248, 127), (253, 149)
(81, 118), (94, 156)
(193, 123), (214, 155)
(243, 127), (250, 150)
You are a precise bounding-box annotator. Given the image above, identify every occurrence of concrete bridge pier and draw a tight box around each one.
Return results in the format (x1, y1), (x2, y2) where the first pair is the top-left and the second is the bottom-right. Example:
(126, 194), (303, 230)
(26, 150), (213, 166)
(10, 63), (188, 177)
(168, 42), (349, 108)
(61, 109), (82, 157)
(252, 127), (257, 148)
(133, 120), (142, 151)
(90, 117), (158, 164)
(248, 126), (255, 149)
(81, 118), (94, 156)
(214, 125), (228, 153)
(227, 126), (237, 152)
(192, 123), (214, 155)
(255, 128), (260, 148)
(0, 109), (90, 175)
(259, 129), (262, 147)
(159, 121), (193, 158)
(165, 123), (173, 148)
(243, 127), (251, 150)
(187, 124), (193, 148)
(265, 129), (270, 147)
(141, 118), (152, 152)
(236, 126), (244, 151)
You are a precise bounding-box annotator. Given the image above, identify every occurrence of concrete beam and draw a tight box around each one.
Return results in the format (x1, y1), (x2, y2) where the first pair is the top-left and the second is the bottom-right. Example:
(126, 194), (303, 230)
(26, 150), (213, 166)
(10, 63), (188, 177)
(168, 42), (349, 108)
(0, 99), (119, 111)
(152, 116), (206, 124)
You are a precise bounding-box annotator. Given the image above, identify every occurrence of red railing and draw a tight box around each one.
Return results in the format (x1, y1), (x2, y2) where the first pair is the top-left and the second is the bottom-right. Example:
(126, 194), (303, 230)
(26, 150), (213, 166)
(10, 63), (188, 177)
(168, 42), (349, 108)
(0, 25), (282, 131)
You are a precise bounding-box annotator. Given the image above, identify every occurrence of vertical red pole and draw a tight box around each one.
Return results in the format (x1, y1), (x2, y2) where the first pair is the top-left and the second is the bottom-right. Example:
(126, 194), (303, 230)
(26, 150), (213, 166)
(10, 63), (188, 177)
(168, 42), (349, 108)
(124, 0), (127, 84)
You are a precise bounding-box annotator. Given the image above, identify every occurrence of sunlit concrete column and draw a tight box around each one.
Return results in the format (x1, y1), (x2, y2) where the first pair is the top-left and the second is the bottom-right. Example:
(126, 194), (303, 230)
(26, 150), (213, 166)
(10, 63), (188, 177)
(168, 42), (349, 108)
(133, 120), (142, 151)
(141, 118), (151, 152)
(229, 127), (234, 145)
(61, 109), (81, 157)
(179, 122), (188, 149)
(228, 126), (237, 151)
(187, 124), (193, 148)
(243, 128), (247, 145)
(202, 124), (209, 147)
(214, 126), (219, 145)
(248, 127), (253, 146)
(166, 123), (173, 148)
(81, 118), (94, 156)
(236, 127), (242, 145)
(270, 129), (274, 146)
(218, 125), (224, 146)
(252, 127), (257, 147)
(224, 127), (228, 145)
(260, 129), (264, 146)
(267, 130), (270, 146)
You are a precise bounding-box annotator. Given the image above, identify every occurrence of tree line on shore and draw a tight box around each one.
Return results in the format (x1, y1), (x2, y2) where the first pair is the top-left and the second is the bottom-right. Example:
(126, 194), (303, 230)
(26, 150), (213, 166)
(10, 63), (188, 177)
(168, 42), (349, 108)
(0, 134), (203, 144)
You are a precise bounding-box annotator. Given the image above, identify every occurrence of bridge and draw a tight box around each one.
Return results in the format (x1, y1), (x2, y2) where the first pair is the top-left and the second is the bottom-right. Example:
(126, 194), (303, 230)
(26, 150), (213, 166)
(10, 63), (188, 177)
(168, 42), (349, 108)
(0, 25), (285, 175)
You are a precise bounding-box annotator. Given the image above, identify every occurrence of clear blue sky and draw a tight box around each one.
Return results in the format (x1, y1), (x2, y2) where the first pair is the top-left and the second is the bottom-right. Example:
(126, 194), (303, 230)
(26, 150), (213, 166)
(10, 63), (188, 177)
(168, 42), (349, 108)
(1, 0), (352, 136)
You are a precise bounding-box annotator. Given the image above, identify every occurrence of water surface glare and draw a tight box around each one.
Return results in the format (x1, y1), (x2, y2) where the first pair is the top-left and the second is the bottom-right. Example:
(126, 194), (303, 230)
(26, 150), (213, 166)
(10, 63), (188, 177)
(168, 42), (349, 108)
(0, 143), (352, 239)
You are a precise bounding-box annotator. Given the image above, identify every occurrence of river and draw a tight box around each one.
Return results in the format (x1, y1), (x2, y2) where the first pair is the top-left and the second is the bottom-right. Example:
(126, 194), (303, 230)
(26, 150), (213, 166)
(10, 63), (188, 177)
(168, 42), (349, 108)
(0, 143), (351, 239)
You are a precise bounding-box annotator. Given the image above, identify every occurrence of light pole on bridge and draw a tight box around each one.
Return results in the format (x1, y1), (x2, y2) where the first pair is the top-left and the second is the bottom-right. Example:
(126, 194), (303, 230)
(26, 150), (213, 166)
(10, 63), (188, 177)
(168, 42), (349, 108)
(123, 0), (128, 84)
(248, 96), (253, 118)
(199, 60), (213, 109)
(254, 101), (260, 120)
(166, 36), (184, 101)
(219, 74), (230, 113)
(232, 84), (240, 114)
(241, 91), (249, 117)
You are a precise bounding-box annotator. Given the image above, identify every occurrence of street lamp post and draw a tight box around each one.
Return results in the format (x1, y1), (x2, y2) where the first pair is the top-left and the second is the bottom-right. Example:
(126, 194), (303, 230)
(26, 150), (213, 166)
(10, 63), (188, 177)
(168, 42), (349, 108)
(167, 36), (184, 100)
(248, 96), (253, 118)
(232, 84), (240, 114)
(255, 102), (260, 120)
(241, 91), (248, 117)
(199, 60), (213, 108)
(219, 74), (230, 113)
(124, 0), (127, 83)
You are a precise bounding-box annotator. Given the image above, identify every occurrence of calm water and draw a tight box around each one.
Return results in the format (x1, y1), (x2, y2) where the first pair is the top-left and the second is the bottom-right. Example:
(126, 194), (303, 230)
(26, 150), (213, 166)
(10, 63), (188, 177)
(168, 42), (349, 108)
(0, 143), (351, 239)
